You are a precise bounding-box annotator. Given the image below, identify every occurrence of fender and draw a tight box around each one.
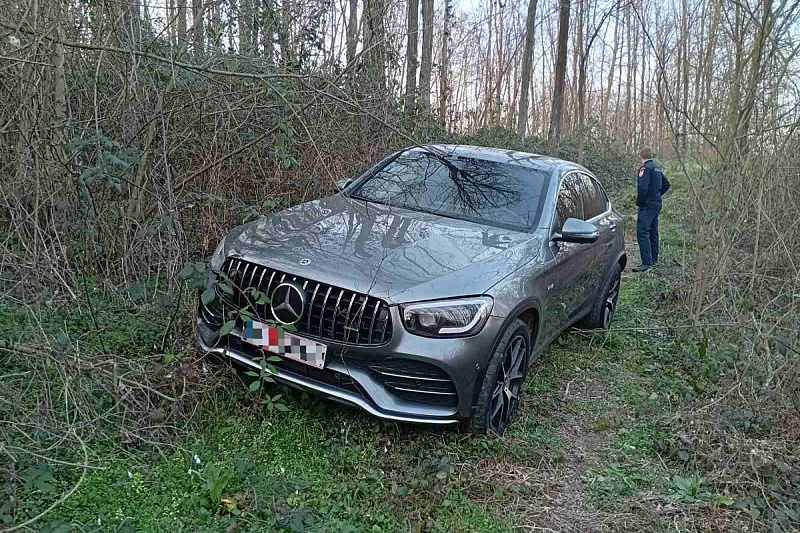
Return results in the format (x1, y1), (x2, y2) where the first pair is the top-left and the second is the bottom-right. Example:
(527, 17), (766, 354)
(469, 296), (544, 410)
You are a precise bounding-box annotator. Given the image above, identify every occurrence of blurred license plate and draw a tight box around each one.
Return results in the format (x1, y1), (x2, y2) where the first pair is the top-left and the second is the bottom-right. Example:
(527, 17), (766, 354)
(241, 321), (327, 369)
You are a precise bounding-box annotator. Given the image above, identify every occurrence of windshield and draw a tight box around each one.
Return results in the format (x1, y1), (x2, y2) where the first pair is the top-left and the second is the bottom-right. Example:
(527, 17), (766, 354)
(349, 151), (550, 231)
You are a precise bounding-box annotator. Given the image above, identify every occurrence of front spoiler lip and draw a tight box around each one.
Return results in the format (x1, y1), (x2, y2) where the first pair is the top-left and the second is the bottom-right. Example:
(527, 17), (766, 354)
(196, 334), (459, 426)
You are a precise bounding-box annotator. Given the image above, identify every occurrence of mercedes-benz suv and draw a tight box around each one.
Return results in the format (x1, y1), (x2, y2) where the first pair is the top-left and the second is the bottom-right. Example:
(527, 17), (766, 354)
(195, 145), (626, 434)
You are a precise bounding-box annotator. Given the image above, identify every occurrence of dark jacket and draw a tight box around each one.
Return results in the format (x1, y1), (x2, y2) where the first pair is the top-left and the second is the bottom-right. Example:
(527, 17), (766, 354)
(636, 159), (668, 207)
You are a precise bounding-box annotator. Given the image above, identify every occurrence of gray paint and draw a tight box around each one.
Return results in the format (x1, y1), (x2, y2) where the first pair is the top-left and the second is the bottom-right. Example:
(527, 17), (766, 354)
(197, 145), (626, 423)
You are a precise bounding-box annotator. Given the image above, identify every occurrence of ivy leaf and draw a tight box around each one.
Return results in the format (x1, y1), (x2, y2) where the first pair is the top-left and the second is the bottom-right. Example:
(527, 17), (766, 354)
(219, 320), (235, 337)
(201, 289), (216, 306)
(244, 371), (259, 378)
(249, 380), (261, 392)
(22, 463), (55, 494)
(274, 403), (289, 412)
(218, 283), (233, 295)
(178, 265), (195, 279)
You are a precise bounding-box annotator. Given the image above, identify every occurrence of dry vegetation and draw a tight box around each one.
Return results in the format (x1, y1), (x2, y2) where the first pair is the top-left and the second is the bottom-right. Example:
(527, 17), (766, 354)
(1, 0), (799, 530)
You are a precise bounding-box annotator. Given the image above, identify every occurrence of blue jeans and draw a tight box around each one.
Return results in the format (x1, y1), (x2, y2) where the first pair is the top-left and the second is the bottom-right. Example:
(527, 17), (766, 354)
(636, 203), (661, 266)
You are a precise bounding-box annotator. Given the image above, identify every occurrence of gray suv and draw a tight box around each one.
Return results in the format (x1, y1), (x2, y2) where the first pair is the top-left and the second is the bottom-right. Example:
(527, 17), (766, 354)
(195, 145), (626, 434)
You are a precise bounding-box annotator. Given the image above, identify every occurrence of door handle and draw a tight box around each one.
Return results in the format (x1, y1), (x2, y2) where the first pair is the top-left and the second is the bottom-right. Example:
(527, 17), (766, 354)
(609, 222), (617, 232)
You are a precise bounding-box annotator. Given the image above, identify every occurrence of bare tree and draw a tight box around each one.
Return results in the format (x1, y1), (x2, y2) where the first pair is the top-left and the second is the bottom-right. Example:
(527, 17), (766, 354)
(346, 0), (358, 68)
(549, 0), (570, 149)
(440, 0), (451, 127)
(406, 0), (419, 111)
(419, 0), (434, 113)
(517, 0), (539, 138)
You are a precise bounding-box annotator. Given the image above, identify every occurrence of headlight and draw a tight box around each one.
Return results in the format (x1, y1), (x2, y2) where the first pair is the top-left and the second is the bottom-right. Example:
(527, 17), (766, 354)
(209, 236), (227, 271)
(400, 297), (493, 338)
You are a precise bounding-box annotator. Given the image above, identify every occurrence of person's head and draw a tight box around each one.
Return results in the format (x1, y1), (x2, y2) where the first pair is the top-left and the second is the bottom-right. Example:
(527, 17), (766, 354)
(639, 147), (653, 162)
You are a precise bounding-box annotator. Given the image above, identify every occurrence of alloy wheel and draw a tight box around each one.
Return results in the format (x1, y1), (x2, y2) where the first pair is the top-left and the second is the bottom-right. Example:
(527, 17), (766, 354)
(603, 271), (621, 329)
(488, 334), (528, 434)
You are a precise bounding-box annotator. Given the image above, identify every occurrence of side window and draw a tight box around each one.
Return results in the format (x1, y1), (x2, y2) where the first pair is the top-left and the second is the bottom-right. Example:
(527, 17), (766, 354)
(555, 174), (584, 230)
(578, 173), (606, 219)
(593, 178), (610, 212)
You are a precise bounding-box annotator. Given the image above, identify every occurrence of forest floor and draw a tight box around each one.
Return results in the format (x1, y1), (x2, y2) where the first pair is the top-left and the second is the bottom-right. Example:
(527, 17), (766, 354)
(1, 171), (759, 532)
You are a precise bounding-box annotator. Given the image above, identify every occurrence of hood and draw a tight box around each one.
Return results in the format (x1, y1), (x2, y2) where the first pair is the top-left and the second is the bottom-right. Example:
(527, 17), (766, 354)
(224, 195), (543, 303)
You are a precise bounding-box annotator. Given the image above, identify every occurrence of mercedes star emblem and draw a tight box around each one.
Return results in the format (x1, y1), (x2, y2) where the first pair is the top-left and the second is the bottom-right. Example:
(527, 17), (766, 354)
(270, 282), (305, 325)
(300, 258), (311, 266)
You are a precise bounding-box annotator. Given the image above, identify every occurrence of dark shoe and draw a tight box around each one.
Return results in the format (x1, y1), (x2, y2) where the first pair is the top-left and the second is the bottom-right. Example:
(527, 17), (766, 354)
(632, 264), (652, 273)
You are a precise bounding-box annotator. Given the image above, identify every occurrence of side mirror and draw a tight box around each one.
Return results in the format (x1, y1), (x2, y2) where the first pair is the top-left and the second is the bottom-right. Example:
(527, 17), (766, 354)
(335, 178), (353, 192)
(553, 218), (599, 244)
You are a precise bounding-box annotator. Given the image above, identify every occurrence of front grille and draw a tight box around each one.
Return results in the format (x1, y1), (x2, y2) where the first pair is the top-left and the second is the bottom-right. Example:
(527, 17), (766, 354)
(205, 258), (392, 346)
(368, 359), (458, 407)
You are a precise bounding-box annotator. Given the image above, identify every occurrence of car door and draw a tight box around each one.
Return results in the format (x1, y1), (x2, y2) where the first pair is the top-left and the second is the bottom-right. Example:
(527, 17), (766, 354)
(576, 173), (616, 307)
(539, 172), (596, 338)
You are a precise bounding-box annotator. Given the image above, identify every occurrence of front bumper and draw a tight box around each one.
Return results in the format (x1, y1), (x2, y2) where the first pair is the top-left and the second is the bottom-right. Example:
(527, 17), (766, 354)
(195, 306), (505, 425)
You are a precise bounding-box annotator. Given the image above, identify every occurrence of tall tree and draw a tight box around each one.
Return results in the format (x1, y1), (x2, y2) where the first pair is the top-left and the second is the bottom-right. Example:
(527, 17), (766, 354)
(601, 5), (619, 133)
(192, 0), (203, 55)
(419, 0), (434, 113)
(405, 0), (419, 111)
(680, 0), (688, 150)
(363, 0), (387, 90)
(440, 0), (451, 127)
(549, 0), (570, 150)
(177, 0), (187, 45)
(624, 0), (631, 141)
(517, 0), (538, 138)
(346, 0), (358, 68)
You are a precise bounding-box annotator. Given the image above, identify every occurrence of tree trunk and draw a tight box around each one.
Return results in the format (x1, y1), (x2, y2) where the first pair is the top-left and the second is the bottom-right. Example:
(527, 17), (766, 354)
(405, 0), (419, 111)
(240, 0), (251, 53)
(602, 6), (619, 134)
(517, 0), (539, 138)
(192, 0), (203, 56)
(680, 0), (688, 150)
(280, 0), (291, 67)
(346, 0), (358, 68)
(263, 0), (275, 62)
(177, 0), (187, 44)
(549, 0), (570, 150)
(363, 0), (386, 91)
(439, 0), (451, 128)
(624, 0), (631, 143)
(736, 0), (775, 155)
(702, 0), (722, 131)
(419, 0), (434, 113)
(723, 2), (744, 157)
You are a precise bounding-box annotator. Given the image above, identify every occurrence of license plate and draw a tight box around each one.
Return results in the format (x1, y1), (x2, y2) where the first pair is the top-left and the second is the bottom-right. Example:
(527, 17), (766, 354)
(241, 321), (327, 369)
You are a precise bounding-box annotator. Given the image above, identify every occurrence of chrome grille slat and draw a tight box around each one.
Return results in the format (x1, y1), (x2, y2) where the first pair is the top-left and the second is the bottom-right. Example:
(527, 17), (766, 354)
(376, 371), (452, 382)
(330, 289), (344, 339)
(353, 298), (369, 344)
(388, 386), (457, 396)
(368, 302), (381, 344)
(265, 271), (277, 298)
(318, 287), (333, 337)
(307, 283), (321, 333)
(208, 258), (392, 346)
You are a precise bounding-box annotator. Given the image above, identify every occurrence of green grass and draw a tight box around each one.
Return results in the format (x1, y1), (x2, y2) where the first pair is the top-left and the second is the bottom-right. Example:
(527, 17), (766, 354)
(3, 170), (767, 532)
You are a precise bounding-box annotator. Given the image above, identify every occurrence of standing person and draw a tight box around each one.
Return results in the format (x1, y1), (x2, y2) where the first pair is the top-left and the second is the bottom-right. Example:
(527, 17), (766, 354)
(633, 147), (670, 272)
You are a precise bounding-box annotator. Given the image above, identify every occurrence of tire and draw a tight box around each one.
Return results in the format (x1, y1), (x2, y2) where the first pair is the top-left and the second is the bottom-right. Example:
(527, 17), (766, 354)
(470, 318), (531, 435)
(579, 262), (621, 331)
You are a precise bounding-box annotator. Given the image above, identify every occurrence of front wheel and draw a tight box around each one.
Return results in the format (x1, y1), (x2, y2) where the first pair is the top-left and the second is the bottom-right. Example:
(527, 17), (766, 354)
(470, 319), (531, 435)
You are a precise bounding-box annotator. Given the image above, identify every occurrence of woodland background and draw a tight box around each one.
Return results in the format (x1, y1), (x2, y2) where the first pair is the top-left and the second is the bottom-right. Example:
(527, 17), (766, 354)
(1, 0), (799, 530)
